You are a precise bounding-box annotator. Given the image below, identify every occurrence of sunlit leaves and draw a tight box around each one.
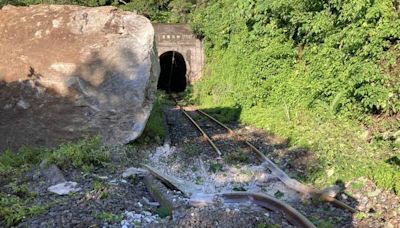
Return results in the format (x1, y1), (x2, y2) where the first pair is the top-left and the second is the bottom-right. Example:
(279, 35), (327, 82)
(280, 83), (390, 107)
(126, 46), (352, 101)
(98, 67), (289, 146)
(191, 0), (400, 117)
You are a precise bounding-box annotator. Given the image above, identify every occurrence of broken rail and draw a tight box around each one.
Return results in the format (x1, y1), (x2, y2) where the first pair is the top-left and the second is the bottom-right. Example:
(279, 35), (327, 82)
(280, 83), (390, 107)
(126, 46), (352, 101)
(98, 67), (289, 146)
(143, 164), (316, 228)
(170, 94), (356, 213)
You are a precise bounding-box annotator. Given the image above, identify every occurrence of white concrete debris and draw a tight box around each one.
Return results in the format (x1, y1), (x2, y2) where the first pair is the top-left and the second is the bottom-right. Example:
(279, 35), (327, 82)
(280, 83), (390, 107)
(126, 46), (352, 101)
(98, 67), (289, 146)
(17, 99), (30, 109)
(122, 167), (148, 178)
(4, 104), (12, 110)
(150, 144), (176, 161)
(48, 181), (81, 195)
(120, 210), (161, 227)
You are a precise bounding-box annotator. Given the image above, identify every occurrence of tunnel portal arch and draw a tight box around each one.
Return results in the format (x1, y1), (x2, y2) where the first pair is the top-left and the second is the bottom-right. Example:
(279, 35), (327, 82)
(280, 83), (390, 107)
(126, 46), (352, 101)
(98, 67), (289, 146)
(157, 51), (187, 93)
(153, 23), (204, 92)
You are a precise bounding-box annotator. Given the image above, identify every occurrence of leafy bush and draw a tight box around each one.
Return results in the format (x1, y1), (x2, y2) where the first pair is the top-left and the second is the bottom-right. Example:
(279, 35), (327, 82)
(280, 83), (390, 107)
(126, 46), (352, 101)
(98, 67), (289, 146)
(0, 147), (43, 179)
(0, 192), (48, 226)
(190, 0), (400, 193)
(192, 0), (400, 116)
(1, 0), (197, 23)
(0, 137), (111, 226)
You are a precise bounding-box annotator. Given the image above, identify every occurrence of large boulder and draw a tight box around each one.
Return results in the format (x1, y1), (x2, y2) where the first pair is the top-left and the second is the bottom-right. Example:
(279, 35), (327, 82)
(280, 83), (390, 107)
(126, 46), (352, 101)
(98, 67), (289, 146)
(0, 5), (160, 152)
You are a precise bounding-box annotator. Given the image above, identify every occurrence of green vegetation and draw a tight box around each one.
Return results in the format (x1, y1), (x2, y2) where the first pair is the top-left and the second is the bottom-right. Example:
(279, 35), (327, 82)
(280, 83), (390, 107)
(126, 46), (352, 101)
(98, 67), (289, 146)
(225, 149), (250, 164)
(354, 212), (369, 220)
(183, 143), (202, 156)
(195, 176), (203, 184)
(0, 147), (43, 182)
(93, 211), (123, 223)
(189, 0), (400, 194)
(209, 162), (223, 173)
(139, 91), (168, 144)
(1, 0), (399, 200)
(87, 180), (109, 200)
(255, 223), (279, 228)
(274, 190), (284, 199)
(156, 207), (170, 218)
(0, 0), (198, 23)
(0, 190), (48, 226)
(0, 137), (111, 226)
(314, 219), (334, 228)
(48, 136), (110, 172)
(1, 178), (73, 226)
(0, 136), (109, 178)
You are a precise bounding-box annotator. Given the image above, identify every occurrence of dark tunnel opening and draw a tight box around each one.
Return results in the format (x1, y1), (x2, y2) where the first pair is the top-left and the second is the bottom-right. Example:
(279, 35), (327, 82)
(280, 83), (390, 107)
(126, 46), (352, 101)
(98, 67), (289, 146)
(157, 51), (187, 93)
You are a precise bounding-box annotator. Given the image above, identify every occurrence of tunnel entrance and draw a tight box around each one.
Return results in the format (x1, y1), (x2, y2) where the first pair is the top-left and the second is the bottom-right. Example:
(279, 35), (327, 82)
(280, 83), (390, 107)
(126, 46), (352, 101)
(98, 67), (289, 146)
(157, 51), (187, 93)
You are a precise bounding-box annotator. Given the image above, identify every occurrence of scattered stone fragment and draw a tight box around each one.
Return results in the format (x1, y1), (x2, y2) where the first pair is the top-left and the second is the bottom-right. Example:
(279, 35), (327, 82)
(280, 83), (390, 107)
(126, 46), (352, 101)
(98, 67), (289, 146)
(92, 174), (108, 180)
(142, 196), (160, 207)
(3, 103), (12, 110)
(120, 210), (161, 227)
(321, 185), (341, 198)
(122, 167), (148, 178)
(40, 164), (66, 186)
(17, 99), (30, 109)
(48, 181), (81, 195)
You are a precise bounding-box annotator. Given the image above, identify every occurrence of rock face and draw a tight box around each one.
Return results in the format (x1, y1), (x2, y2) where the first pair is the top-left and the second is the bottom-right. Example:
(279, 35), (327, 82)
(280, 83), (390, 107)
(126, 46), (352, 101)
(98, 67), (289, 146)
(0, 5), (160, 152)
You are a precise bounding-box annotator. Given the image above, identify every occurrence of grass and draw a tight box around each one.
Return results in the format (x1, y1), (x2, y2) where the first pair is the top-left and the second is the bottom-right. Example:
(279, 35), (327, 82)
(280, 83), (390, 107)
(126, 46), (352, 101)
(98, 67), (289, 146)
(209, 162), (223, 173)
(93, 211), (123, 223)
(0, 89), (167, 225)
(256, 223), (279, 228)
(189, 90), (400, 194)
(85, 180), (109, 200)
(0, 190), (49, 226)
(0, 136), (113, 226)
(225, 149), (250, 165)
(47, 136), (110, 172)
(156, 207), (170, 218)
(188, 0), (400, 196)
(136, 91), (167, 144)
(183, 143), (202, 157)
(0, 136), (110, 177)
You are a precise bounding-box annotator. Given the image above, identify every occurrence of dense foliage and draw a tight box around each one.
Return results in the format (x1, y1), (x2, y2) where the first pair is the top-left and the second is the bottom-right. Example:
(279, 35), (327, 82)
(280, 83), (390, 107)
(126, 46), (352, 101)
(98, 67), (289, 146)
(0, 0), (198, 22)
(192, 0), (400, 115)
(190, 0), (400, 193)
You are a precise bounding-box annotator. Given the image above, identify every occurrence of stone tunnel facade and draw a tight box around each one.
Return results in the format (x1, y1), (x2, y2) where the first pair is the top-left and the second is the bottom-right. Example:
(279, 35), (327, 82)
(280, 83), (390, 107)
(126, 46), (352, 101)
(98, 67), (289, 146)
(153, 23), (204, 84)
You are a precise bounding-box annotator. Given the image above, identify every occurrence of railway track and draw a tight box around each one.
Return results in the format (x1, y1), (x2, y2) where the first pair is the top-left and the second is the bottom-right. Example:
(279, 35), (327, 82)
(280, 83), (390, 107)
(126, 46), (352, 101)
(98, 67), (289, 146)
(151, 94), (357, 227)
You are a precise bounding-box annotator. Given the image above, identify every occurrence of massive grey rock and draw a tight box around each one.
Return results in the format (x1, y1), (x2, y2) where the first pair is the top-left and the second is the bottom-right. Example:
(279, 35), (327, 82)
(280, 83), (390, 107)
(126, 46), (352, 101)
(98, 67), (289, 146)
(0, 5), (160, 152)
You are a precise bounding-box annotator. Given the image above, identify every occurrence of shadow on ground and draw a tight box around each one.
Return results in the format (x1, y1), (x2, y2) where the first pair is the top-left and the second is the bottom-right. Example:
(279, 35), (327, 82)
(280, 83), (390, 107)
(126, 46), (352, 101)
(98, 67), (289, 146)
(163, 99), (360, 227)
(0, 48), (151, 153)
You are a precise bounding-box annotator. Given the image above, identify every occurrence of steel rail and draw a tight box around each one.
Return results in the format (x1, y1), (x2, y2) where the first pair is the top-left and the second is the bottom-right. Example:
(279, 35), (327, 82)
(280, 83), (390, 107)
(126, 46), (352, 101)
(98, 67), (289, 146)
(169, 94), (222, 157)
(163, 95), (321, 226)
(180, 108), (222, 157)
(143, 163), (317, 228)
(197, 109), (234, 135)
(195, 108), (357, 213)
(220, 192), (316, 228)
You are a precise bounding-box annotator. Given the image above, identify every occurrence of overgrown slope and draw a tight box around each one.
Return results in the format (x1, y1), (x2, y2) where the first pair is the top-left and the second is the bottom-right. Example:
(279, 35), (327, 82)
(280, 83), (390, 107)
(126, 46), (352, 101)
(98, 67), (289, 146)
(189, 0), (400, 193)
